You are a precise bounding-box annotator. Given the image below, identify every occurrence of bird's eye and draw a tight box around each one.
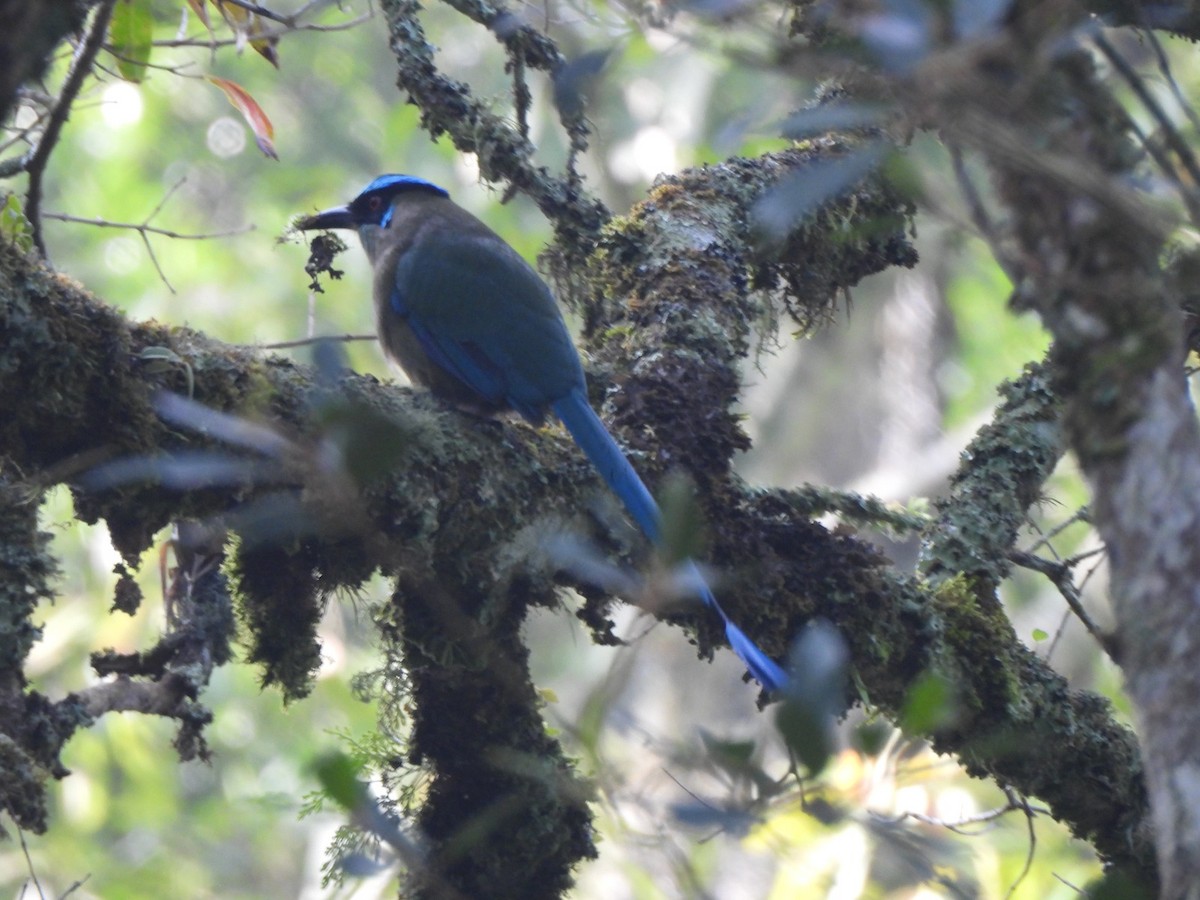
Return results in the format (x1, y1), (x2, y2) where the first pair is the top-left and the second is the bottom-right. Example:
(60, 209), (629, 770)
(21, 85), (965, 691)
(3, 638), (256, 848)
(366, 195), (383, 213)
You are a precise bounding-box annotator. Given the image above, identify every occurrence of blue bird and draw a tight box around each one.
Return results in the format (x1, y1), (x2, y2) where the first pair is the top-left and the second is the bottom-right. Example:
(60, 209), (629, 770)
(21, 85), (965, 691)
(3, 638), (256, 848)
(296, 175), (786, 692)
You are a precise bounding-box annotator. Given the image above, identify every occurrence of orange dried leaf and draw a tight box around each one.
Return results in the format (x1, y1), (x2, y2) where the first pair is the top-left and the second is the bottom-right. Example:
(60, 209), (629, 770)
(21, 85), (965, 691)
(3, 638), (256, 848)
(206, 75), (278, 159)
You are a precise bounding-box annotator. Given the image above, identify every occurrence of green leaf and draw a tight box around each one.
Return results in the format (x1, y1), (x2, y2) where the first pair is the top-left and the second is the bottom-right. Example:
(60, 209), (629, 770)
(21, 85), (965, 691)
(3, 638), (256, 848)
(900, 671), (958, 735)
(852, 719), (890, 756)
(776, 622), (849, 776)
(1031, 628), (1049, 641)
(1085, 868), (1156, 900)
(311, 751), (367, 811)
(776, 698), (833, 774)
(657, 472), (706, 565)
(314, 398), (417, 486)
(698, 727), (757, 769)
(0, 194), (33, 252)
(110, 0), (153, 83)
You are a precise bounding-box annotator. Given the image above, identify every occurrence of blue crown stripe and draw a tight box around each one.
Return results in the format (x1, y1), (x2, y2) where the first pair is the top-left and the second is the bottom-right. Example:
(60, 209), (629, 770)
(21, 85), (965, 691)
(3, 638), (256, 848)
(361, 174), (449, 197)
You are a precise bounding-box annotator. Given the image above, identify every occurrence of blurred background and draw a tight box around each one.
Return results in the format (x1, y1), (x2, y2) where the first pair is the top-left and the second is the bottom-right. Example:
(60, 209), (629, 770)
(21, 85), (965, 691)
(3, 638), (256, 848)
(1, 0), (1154, 896)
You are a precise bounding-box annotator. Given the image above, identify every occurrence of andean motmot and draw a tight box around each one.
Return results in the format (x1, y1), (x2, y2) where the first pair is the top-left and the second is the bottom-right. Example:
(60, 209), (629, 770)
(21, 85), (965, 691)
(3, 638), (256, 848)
(296, 175), (786, 692)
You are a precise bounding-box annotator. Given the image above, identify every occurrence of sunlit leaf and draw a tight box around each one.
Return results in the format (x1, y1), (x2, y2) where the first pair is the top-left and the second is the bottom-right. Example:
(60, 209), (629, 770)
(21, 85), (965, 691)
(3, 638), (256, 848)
(0, 194), (34, 253)
(1032, 627), (1049, 641)
(206, 75), (278, 159)
(110, 0), (154, 83)
(211, 0), (280, 67)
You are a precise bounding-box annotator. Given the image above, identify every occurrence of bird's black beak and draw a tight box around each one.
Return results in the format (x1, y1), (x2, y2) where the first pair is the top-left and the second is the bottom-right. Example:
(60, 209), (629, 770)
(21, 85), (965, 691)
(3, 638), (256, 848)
(295, 204), (355, 231)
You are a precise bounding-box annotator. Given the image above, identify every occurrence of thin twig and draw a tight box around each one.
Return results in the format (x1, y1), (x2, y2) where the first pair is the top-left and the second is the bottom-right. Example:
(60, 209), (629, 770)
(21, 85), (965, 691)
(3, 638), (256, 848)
(59, 875), (92, 899)
(1096, 31), (1200, 185)
(1093, 32), (1200, 221)
(1025, 507), (1089, 554)
(18, 828), (44, 900)
(1045, 607), (1073, 664)
(42, 176), (255, 291)
(949, 144), (993, 238)
(151, 7), (371, 48)
(0, 107), (51, 158)
(1008, 549), (1118, 661)
(94, 51), (202, 78)
(41, 212), (253, 242)
(1145, 29), (1200, 137)
(876, 788), (1051, 837)
(1002, 787), (1038, 900)
(256, 333), (379, 350)
(211, 0), (296, 25)
(24, 0), (119, 258)
(217, 0), (344, 25)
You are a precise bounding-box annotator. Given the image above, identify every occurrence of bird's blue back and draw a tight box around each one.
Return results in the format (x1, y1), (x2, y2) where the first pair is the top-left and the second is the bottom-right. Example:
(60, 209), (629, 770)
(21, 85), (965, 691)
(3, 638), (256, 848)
(391, 218), (583, 421)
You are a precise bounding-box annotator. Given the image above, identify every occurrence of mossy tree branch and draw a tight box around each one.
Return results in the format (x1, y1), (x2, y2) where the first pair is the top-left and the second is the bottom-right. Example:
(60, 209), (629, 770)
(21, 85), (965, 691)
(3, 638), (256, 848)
(0, 0), (1184, 889)
(0, 121), (1155, 887)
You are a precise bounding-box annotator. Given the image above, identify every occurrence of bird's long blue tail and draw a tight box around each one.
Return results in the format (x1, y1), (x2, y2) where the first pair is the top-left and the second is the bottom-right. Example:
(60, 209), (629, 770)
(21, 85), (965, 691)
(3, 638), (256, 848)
(552, 389), (787, 692)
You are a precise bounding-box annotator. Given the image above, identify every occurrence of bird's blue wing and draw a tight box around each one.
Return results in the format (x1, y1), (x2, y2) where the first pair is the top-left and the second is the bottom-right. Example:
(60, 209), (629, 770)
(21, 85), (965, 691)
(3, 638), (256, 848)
(399, 311), (510, 410)
(389, 228), (584, 421)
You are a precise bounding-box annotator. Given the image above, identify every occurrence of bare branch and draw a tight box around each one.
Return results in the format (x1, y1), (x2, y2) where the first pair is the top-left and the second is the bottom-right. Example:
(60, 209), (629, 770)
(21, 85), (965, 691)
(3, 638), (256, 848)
(1092, 32), (1200, 222)
(874, 789), (1051, 836)
(75, 675), (193, 718)
(40, 211), (254, 242)
(151, 6), (373, 49)
(1010, 549), (1116, 660)
(41, 179), (255, 291)
(255, 333), (378, 350)
(24, 0), (119, 258)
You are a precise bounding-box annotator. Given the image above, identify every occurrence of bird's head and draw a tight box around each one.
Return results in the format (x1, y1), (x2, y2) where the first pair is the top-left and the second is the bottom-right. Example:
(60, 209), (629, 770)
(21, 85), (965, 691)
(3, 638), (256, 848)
(295, 174), (450, 263)
(296, 174), (449, 231)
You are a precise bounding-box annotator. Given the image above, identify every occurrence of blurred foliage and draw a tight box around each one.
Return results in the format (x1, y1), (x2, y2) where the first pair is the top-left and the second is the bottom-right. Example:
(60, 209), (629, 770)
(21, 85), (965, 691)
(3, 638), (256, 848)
(0, 0), (1166, 896)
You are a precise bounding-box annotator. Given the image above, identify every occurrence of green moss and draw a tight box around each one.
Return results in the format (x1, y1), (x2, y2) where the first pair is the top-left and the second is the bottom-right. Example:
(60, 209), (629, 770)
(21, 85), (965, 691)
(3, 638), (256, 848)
(225, 536), (325, 702)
